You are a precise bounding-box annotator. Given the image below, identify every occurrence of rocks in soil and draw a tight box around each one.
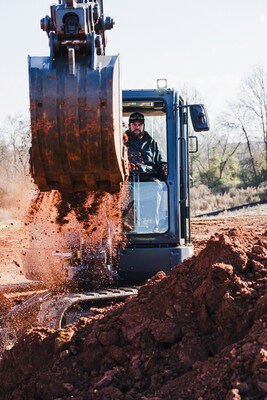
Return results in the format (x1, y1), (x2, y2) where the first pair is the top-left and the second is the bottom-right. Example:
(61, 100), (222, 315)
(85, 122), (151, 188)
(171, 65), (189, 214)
(0, 227), (266, 400)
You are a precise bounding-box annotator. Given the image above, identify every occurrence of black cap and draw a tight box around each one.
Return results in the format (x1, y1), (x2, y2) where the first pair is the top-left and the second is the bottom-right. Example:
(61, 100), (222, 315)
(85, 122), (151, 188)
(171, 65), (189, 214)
(129, 112), (144, 124)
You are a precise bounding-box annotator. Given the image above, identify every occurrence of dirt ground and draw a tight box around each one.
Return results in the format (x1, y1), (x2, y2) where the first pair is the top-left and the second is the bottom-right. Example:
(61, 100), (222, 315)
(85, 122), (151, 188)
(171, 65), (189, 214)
(0, 213), (266, 399)
(1, 213), (266, 289)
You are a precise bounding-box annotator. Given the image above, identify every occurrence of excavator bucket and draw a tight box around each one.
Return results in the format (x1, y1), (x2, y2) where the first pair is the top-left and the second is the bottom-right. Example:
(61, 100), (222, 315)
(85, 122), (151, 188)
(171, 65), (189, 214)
(29, 0), (127, 193)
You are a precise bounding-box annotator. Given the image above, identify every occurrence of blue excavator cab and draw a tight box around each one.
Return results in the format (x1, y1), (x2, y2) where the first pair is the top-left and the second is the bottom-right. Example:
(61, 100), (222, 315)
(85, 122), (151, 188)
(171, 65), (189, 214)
(116, 88), (209, 280)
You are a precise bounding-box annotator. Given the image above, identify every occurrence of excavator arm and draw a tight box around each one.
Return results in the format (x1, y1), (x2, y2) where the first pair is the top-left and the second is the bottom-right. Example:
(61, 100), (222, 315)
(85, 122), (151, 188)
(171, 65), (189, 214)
(29, 0), (127, 193)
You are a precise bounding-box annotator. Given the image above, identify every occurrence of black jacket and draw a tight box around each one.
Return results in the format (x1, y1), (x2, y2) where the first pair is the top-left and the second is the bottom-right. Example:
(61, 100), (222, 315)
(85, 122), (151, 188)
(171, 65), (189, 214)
(125, 130), (166, 180)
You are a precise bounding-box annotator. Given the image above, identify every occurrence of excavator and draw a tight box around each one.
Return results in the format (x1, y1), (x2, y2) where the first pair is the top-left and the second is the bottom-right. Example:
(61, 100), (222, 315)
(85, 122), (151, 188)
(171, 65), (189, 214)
(0, 0), (209, 351)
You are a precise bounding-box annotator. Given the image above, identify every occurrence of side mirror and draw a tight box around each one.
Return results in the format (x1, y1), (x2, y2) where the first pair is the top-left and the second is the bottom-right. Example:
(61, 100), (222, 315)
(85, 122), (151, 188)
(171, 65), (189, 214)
(189, 104), (210, 132)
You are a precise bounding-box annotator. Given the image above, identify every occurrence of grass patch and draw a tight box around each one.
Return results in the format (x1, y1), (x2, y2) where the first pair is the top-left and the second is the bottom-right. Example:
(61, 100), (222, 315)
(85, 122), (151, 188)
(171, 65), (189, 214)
(191, 182), (267, 216)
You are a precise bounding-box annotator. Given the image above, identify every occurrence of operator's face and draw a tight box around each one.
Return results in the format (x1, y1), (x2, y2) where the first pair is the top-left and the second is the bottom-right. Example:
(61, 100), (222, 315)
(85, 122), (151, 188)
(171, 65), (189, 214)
(129, 121), (144, 139)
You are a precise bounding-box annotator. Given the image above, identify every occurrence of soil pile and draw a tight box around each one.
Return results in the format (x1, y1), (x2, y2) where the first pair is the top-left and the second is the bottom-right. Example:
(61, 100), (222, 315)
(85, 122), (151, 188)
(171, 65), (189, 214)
(0, 227), (266, 400)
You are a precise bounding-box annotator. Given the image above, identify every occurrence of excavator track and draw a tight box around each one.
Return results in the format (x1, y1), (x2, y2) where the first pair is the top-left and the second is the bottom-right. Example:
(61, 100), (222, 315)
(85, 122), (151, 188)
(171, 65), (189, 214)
(0, 287), (138, 356)
(37, 287), (139, 330)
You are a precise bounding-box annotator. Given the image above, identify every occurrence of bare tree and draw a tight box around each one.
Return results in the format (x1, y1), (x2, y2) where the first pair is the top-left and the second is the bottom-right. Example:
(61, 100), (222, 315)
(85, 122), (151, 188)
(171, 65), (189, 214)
(0, 136), (12, 192)
(218, 66), (267, 185)
(217, 132), (240, 180)
(198, 128), (241, 189)
(220, 104), (258, 184)
(239, 66), (267, 166)
(0, 114), (31, 178)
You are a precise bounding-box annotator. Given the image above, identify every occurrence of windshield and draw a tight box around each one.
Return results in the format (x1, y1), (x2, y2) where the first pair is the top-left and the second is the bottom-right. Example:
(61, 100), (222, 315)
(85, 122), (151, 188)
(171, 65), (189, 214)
(122, 102), (169, 234)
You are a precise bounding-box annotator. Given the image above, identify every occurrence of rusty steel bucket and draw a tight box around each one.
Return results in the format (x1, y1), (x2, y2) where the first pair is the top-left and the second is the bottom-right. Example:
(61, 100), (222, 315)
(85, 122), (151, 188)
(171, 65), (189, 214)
(29, 54), (127, 193)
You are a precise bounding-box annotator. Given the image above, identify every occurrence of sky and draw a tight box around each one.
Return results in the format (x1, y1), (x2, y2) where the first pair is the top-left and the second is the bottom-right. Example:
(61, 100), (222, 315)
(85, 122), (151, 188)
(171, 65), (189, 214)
(0, 0), (266, 126)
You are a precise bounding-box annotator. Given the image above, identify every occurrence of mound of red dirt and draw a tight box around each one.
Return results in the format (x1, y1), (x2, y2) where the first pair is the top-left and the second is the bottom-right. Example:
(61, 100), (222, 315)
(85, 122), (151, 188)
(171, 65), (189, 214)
(0, 227), (266, 400)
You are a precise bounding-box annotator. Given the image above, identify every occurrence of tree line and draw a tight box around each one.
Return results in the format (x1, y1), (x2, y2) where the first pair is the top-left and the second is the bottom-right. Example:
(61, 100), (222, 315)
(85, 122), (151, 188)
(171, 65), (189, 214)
(0, 65), (266, 197)
(0, 114), (31, 199)
(189, 65), (267, 190)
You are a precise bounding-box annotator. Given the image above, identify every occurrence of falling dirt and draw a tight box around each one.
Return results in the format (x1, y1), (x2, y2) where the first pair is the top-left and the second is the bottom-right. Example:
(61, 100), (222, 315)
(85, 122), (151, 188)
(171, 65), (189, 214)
(54, 191), (105, 229)
(0, 220), (266, 400)
(22, 188), (128, 287)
